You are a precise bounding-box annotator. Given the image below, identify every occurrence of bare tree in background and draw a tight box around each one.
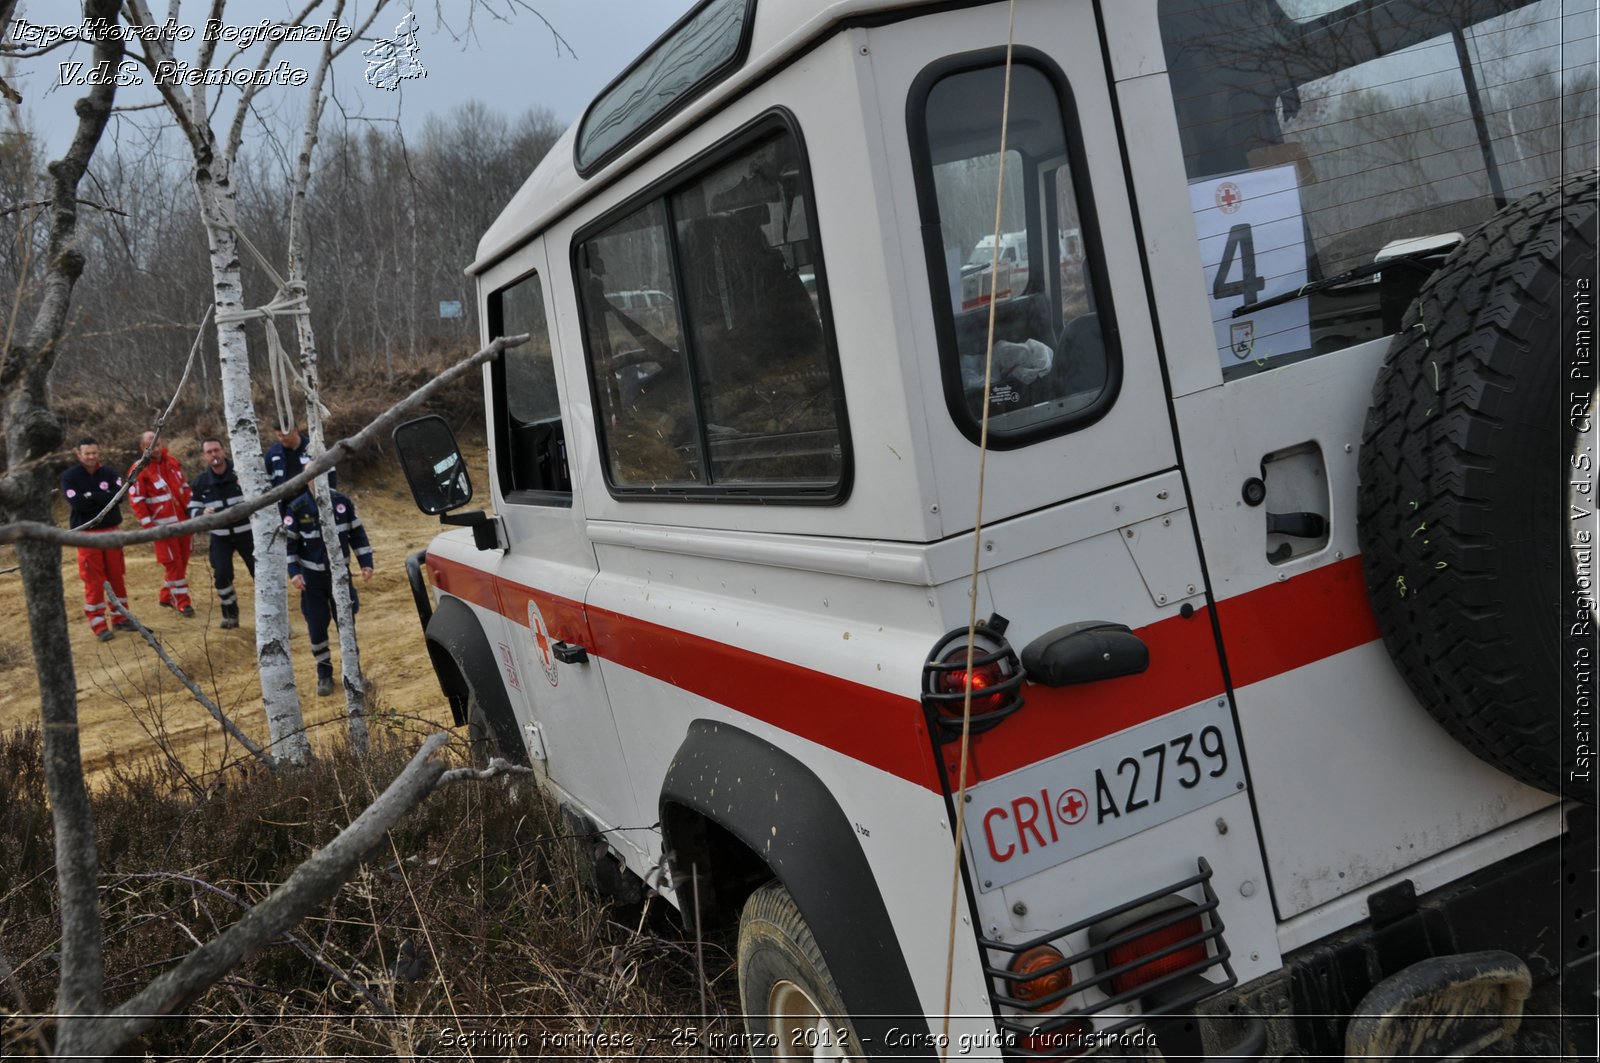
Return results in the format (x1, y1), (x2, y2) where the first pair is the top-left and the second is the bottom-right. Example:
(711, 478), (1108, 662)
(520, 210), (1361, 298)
(0, 2), (122, 1053)
(123, 0), (333, 763)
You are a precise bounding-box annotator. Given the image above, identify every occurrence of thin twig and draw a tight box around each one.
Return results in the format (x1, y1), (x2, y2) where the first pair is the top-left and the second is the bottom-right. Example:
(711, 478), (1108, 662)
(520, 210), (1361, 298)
(105, 583), (274, 768)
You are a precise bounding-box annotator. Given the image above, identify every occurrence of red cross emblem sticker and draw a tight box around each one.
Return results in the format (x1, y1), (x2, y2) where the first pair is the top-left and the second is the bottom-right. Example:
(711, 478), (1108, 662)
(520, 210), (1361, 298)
(1056, 787), (1088, 825)
(1216, 181), (1243, 214)
(527, 600), (559, 687)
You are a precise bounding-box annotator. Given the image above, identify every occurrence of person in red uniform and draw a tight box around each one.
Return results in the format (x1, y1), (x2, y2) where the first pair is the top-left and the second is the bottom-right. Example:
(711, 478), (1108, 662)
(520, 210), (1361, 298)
(127, 430), (195, 616)
(61, 437), (132, 641)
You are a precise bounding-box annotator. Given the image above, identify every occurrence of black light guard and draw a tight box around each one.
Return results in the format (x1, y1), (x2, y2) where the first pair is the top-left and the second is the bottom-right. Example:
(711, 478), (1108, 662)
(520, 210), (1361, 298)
(982, 858), (1238, 1055)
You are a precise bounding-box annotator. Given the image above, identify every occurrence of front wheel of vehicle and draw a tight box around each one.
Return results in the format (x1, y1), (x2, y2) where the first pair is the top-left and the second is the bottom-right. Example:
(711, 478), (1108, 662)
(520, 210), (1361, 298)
(738, 880), (865, 1062)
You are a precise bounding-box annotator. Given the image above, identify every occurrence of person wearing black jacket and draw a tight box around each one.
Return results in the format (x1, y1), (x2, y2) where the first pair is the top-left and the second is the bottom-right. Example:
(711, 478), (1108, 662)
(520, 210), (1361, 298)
(285, 487), (373, 696)
(189, 437), (256, 629)
(61, 437), (131, 641)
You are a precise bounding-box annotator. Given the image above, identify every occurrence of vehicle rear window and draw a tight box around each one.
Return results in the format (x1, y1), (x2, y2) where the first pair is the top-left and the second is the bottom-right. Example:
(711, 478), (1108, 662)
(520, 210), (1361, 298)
(575, 118), (848, 501)
(911, 55), (1119, 447)
(1159, 0), (1597, 379)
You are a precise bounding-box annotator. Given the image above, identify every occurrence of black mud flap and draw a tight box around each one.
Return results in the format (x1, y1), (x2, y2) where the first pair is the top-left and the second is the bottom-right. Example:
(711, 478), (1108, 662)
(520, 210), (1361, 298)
(1343, 950), (1531, 1062)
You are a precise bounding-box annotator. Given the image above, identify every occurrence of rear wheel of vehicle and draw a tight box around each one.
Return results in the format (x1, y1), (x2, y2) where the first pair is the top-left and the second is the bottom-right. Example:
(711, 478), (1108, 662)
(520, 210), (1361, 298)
(738, 880), (864, 1062)
(1357, 168), (1598, 802)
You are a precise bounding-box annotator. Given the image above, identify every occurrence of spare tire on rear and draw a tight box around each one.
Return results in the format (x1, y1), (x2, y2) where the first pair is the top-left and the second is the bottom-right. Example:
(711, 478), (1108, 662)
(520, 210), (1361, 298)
(1357, 169), (1597, 803)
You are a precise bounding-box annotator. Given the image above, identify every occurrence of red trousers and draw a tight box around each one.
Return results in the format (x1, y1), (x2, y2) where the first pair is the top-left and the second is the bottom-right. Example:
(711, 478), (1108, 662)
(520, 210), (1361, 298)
(77, 536), (129, 635)
(154, 534), (193, 609)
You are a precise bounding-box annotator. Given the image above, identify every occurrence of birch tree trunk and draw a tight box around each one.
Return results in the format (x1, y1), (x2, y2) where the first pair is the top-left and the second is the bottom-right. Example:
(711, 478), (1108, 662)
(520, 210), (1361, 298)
(127, 0), (314, 762)
(284, 2), (372, 749)
(196, 165), (311, 764)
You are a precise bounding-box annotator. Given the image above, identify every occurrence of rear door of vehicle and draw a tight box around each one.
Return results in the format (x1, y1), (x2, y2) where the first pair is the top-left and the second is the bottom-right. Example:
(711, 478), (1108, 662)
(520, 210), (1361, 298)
(1109, 0), (1563, 919)
(865, 0), (1280, 1028)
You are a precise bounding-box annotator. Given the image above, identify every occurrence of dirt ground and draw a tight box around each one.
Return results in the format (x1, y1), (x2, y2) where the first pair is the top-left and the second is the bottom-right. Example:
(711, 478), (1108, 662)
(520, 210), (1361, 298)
(0, 466), (463, 785)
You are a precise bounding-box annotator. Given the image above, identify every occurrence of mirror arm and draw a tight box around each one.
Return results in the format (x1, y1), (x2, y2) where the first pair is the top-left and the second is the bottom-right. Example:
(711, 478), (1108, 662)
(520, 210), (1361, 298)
(440, 510), (500, 552)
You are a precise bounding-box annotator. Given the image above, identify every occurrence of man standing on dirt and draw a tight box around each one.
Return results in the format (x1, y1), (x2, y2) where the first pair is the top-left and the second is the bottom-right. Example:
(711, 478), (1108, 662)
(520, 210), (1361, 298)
(127, 430), (194, 616)
(61, 437), (132, 642)
(285, 485), (373, 696)
(189, 437), (255, 629)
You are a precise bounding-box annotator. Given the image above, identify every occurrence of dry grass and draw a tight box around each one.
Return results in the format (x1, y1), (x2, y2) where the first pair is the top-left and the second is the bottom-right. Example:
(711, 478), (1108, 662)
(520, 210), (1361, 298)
(0, 723), (746, 1059)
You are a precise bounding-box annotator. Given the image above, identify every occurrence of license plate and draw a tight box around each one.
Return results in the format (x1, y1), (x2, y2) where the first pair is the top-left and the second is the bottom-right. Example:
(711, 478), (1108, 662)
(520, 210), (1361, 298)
(965, 697), (1245, 892)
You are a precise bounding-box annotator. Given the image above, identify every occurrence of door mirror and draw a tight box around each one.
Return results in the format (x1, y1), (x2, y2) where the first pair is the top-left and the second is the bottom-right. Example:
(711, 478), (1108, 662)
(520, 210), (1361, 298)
(393, 415), (473, 514)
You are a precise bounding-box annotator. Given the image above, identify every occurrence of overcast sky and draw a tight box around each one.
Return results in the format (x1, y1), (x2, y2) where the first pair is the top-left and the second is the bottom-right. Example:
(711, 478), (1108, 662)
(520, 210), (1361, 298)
(15, 1), (690, 157)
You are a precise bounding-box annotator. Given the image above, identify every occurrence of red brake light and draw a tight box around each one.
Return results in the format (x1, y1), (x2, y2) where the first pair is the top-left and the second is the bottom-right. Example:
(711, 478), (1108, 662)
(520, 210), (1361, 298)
(935, 648), (1007, 715)
(1106, 909), (1208, 994)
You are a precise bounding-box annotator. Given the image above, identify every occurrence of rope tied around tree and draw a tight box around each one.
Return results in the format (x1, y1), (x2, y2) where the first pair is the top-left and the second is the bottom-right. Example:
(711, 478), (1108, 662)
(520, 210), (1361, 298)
(212, 225), (328, 432)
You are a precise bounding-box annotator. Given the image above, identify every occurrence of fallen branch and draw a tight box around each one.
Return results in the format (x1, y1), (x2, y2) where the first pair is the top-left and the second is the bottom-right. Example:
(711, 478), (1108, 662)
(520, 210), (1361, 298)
(1, 334), (525, 549)
(105, 583), (275, 768)
(115, 870), (393, 1018)
(74, 732), (453, 1054)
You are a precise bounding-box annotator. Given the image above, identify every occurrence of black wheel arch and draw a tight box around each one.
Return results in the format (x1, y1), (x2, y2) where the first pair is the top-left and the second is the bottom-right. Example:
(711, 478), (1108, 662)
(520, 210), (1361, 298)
(661, 720), (935, 1058)
(424, 594), (528, 764)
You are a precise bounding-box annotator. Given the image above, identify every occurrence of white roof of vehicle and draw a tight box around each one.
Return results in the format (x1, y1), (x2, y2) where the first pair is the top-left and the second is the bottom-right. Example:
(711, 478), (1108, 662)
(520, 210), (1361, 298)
(471, 0), (957, 275)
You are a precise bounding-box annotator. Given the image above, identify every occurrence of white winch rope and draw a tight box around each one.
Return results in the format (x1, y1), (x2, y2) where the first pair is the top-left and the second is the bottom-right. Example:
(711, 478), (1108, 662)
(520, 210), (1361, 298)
(212, 224), (329, 431)
(941, 1), (1018, 1052)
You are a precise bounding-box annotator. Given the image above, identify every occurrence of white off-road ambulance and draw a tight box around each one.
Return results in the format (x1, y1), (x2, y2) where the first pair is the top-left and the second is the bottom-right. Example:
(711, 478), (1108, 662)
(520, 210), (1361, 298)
(394, 0), (1597, 1057)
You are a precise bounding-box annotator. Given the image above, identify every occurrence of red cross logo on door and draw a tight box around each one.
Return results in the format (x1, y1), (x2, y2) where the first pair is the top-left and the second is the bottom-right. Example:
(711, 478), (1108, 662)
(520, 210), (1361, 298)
(527, 600), (559, 687)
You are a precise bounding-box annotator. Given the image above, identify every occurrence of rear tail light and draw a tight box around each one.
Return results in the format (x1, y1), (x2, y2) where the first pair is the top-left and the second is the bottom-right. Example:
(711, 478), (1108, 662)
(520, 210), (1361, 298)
(1097, 899), (1209, 996)
(935, 646), (1011, 715)
(1008, 945), (1072, 1008)
(921, 616), (1025, 737)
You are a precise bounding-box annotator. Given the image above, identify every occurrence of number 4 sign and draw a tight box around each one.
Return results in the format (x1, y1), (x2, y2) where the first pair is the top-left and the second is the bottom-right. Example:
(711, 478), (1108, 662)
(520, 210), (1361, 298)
(1189, 165), (1311, 372)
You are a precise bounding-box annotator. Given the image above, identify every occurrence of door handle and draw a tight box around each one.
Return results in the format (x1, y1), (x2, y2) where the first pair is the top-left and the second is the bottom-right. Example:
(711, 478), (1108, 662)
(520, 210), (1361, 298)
(551, 641), (589, 664)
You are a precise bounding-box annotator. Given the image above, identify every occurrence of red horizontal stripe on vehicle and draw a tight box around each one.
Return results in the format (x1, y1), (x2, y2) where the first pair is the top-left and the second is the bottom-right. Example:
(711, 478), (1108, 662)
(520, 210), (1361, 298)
(425, 553), (1382, 793)
(1213, 555), (1380, 689)
(428, 553), (941, 789)
(961, 611), (1225, 785)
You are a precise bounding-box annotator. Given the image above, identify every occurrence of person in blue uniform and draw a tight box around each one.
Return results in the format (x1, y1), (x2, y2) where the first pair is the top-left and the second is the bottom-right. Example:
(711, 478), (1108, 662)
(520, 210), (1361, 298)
(265, 424), (311, 491)
(285, 486), (373, 696)
(61, 437), (131, 641)
(188, 437), (255, 628)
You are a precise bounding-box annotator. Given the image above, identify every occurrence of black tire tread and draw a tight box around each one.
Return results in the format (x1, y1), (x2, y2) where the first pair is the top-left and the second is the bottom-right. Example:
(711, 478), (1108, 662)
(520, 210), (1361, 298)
(738, 880), (864, 1061)
(1357, 168), (1598, 798)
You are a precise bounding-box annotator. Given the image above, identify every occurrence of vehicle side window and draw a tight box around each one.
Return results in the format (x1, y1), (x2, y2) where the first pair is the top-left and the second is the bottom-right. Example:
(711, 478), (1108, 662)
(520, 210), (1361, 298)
(576, 120), (848, 499)
(912, 57), (1118, 446)
(491, 271), (571, 500)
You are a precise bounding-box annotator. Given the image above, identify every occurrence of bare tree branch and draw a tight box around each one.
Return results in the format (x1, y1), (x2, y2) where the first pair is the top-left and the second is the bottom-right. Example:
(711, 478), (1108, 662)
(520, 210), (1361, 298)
(0, 198), (128, 219)
(74, 732), (453, 1054)
(0, 332), (525, 549)
(434, 757), (536, 791)
(106, 584), (275, 767)
(115, 870), (393, 1017)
